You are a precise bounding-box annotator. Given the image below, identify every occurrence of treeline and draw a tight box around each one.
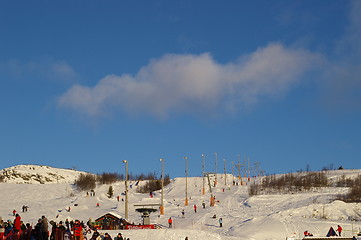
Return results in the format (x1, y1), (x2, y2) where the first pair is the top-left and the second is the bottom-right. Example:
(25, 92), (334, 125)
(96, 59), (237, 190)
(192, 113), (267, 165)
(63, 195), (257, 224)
(74, 172), (171, 193)
(248, 171), (361, 203)
(249, 171), (328, 196)
(75, 172), (122, 190)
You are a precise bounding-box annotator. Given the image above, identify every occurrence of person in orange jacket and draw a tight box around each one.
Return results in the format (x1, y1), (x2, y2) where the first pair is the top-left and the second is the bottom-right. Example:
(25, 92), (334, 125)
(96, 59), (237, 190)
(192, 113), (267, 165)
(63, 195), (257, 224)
(168, 217), (173, 228)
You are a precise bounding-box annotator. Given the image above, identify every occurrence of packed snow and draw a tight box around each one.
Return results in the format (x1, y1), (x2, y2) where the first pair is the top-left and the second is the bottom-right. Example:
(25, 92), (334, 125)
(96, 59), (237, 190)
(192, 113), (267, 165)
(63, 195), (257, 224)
(1, 165), (361, 240)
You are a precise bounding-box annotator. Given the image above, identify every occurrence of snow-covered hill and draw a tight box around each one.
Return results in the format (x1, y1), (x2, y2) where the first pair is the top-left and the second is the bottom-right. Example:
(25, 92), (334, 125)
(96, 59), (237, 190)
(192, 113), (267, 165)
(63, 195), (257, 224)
(0, 164), (86, 184)
(1, 165), (361, 240)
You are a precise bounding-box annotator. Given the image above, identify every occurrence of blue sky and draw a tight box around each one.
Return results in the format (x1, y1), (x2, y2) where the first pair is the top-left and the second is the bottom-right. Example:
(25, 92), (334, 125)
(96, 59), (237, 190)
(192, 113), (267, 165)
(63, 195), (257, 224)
(1, 0), (360, 178)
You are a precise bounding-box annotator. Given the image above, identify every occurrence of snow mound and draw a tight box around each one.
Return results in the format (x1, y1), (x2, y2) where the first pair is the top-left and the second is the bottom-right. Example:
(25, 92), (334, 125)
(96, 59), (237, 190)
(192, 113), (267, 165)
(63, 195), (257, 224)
(0, 164), (87, 184)
(279, 199), (361, 221)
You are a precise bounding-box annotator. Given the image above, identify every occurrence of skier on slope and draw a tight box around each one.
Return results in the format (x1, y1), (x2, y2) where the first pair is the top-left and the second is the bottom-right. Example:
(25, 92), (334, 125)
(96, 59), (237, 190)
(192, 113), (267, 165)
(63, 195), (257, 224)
(168, 217), (173, 228)
(219, 218), (223, 228)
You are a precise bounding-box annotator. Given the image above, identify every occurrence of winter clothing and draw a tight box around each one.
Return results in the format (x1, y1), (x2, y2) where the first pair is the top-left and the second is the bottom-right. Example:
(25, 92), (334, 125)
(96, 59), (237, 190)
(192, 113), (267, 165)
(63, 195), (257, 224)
(23, 224), (32, 240)
(5, 221), (13, 236)
(0, 220), (5, 240)
(337, 225), (342, 236)
(40, 216), (49, 240)
(14, 215), (21, 231)
(168, 218), (173, 228)
(34, 219), (42, 240)
(72, 221), (83, 240)
(56, 223), (66, 240)
(103, 233), (112, 240)
(115, 233), (123, 240)
(90, 230), (100, 240)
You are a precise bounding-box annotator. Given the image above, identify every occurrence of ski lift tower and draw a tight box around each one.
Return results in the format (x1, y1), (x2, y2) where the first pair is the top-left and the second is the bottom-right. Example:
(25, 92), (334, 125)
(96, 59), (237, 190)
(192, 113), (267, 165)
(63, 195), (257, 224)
(204, 172), (216, 206)
(134, 203), (160, 225)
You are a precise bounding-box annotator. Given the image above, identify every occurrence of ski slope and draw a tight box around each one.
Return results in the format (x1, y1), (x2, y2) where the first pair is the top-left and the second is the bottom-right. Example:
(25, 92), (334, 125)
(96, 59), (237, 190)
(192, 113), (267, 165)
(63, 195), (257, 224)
(1, 165), (361, 240)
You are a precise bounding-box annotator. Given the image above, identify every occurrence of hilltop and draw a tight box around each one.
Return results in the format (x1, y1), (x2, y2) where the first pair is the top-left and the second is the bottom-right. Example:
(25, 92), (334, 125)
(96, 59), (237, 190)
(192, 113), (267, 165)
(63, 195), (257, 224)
(1, 165), (361, 240)
(0, 164), (87, 184)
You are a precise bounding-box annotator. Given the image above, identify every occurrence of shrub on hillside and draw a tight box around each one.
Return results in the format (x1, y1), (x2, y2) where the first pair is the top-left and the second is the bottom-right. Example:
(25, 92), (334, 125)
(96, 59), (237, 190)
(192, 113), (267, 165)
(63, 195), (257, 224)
(337, 175), (361, 203)
(107, 186), (114, 198)
(248, 183), (261, 196)
(136, 174), (171, 193)
(164, 174), (171, 186)
(335, 174), (355, 187)
(135, 172), (157, 181)
(97, 172), (123, 184)
(75, 173), (96, 191)
(345, 185), (361, 202)
(137, 180), (161, 193)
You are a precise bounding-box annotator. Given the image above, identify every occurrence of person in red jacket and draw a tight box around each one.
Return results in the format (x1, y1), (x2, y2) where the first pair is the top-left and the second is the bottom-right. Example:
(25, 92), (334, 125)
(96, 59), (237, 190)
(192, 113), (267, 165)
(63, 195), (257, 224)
(72, 220), (83, 240)
(14, 214), (21, 232)
(0, 219), (5, 240)
(337, 225), (342, 236)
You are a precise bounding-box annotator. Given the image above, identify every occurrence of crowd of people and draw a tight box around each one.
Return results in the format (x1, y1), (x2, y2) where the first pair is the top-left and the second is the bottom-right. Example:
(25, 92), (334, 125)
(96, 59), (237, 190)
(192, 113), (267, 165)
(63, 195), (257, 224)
(0, 215), (50, 240)
(0, 215), (131, 240)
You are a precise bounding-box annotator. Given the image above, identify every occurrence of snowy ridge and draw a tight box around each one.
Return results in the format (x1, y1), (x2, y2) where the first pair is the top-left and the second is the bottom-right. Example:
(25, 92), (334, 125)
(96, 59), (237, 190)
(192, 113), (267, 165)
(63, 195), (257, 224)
(0, 164), (86, 184)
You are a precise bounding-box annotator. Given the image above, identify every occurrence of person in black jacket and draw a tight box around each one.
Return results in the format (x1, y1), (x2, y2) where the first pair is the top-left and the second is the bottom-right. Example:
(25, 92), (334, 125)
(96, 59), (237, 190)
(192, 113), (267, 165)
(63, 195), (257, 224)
(56, 222), (66, 240)
(90, 229), (100, 240)
(114, 233), (123, 240)
(33, 219), (42, 240)
(103, 233), (112, 240)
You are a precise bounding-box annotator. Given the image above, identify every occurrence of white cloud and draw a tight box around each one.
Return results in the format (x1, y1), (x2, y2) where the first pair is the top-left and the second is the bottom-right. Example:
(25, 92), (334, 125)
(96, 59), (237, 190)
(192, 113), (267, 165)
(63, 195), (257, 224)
(58, 43), (321, 118)
(0, 59), (76, 82)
